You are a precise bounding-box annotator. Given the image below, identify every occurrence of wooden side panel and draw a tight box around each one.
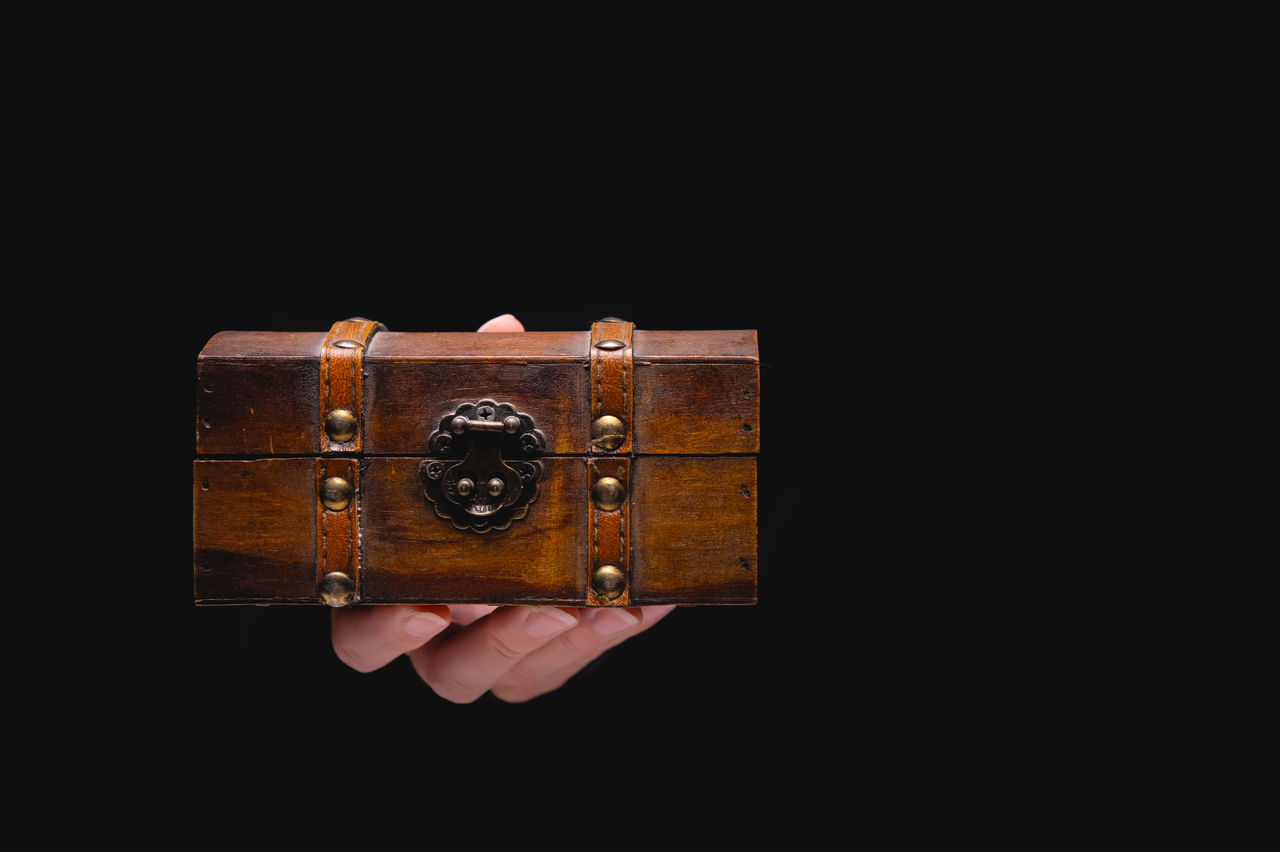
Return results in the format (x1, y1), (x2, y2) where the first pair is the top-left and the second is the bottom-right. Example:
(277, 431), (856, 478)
(630, 456), (758, 604)
(632, 363), (760, 454)
(194, 458), (318, 603)
(196, 359), (318, 455)
(361, 457), (588, 604)
(363, 363), (590, 455)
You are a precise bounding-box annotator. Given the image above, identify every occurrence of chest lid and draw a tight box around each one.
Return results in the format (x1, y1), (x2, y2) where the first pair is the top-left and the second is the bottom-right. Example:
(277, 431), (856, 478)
(196, 321), (759, 457)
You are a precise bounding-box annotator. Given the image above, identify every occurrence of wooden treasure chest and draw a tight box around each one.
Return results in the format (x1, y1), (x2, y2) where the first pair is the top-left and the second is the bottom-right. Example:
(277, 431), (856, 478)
(193, 317), (759, 608)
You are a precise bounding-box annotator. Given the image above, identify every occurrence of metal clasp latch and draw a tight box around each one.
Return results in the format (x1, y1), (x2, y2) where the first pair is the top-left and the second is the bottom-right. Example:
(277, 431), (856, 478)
(419, 399), (545, 533)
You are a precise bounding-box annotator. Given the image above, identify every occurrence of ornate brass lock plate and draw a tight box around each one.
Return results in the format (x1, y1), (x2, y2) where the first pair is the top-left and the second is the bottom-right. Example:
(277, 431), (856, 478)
(418, 399), (546, 533)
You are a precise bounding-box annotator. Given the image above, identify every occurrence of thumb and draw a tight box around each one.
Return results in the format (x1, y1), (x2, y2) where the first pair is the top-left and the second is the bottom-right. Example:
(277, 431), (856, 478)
(477, 314), (524, 333)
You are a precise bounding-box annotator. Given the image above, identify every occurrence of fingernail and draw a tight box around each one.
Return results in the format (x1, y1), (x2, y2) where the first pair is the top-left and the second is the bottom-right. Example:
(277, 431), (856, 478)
(404, 611), (448, 637)
(525, 607), (578, 638)
(589, 607), (640, 638)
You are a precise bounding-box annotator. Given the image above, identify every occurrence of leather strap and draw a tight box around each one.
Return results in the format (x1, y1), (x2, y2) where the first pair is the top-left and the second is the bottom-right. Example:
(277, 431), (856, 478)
(588, 319), (634, 606)
(320, 317), (386, 453)
(588, 457), (631, 607)
(317, 457), (359, 603)
(589, 318), (634, 455)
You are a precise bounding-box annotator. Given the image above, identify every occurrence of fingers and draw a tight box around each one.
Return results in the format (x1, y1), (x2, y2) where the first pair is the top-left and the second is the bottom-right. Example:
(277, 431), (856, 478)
(448, 604), (498, 626)
(407, 606), (579, 703)
(477, 314), (524, 333)
(339, 603), (678, 702)
(490, 605), (678, 703)
(331, 605), (452, 673)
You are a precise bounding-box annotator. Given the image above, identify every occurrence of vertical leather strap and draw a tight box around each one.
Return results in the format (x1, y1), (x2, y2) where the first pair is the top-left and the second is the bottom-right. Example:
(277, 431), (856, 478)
(588, 457), (631, 607)
(316, 457), (359, 606)
(588, 318), (634, 606)
(589, 318), (634, 455)
(320, 317), (386, 453)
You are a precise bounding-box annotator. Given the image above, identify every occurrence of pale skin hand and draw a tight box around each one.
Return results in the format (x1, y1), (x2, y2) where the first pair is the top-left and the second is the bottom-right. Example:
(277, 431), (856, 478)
(331, 313), (676, 703)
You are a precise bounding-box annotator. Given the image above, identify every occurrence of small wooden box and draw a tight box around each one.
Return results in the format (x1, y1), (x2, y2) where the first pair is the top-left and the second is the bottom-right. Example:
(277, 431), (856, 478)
(193, 318), (759, 607)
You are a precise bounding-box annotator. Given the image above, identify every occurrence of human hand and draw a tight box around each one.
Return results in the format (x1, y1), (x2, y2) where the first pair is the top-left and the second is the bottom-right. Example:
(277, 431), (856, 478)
(330, 313), (676, 702)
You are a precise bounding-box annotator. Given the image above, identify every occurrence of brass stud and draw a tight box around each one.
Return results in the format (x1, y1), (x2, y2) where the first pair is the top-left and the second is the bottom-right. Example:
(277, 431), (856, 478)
(598, 316), (626, 323)
(325, 409), (358, 442)
(319, 571), (355, 607)
(592, 565), (626, 602)
(345, 316), (371, 322)
(332, 338), (364, 350)
(594, 339), (625, 350)
(591, 415), (625, 451)
(592, 476), (625, 511)
(320, 476), (354, 511)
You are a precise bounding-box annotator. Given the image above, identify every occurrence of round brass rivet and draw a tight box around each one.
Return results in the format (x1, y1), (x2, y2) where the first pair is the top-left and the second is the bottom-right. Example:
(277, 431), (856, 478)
(592, 476), (625, 511)
(451, 416), (468, 434)
(345, 316), (371, 323)
(333, 338), (364, 350)
(592, 565), (626, 602)
(598, 316), (626, 323)
(486, 477), (505, 497)
(594, 338), (626, 350)
(319, 572), (355, 607)
(457, 477), (474, 497)
(591, 415), (625, 451)
(503, 415), (521, 433)
(320, 476), (354, 511)
(325, 409), (358, 442)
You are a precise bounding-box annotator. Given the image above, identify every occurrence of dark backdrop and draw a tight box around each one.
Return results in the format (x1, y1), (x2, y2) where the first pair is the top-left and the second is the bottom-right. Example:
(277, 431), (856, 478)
(155, 89), (976, 776)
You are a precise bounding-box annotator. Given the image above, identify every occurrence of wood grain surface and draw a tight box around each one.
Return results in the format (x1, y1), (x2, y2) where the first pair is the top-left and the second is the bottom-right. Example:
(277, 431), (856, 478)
(633, 363), (760, 454)
(196, 358), (319, 456)
(630, 456), (758, 604)
(194, 458), (318, 603)
(363, 363), (590, 455)
(360, 456), (588, 604)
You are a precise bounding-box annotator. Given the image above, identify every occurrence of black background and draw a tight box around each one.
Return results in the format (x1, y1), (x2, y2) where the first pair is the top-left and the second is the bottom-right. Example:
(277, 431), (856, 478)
(147, 81), (985, 783)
